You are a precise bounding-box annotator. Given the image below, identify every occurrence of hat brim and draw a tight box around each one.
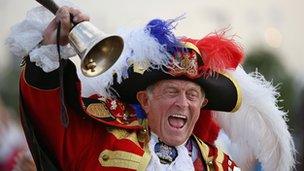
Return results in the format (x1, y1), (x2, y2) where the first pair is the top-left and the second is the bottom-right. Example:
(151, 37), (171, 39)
(112, 66), (241, 112)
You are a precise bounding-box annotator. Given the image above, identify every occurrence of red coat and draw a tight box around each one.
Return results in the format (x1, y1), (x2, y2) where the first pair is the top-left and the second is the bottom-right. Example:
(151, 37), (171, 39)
(19, 59), (238, 171)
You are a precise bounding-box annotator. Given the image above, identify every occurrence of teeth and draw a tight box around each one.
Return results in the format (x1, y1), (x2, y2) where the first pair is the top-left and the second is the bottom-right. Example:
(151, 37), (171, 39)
(171, 114), (187, 119)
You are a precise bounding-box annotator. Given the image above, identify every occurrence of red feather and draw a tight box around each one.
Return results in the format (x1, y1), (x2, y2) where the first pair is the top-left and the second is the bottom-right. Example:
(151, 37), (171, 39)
(183, 32), (244, 74)
(194, 110), (220, 144)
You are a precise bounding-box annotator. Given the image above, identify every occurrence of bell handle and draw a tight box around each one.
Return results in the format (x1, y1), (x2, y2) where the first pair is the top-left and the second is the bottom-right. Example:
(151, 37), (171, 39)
(35, 0), (59, 15)
(35, 0), (77, 25)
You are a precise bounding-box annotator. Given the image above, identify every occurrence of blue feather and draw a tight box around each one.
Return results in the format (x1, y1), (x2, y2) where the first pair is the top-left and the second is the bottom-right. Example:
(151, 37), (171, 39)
(146, 17), (183, 53)
(131, 103), (147, 119)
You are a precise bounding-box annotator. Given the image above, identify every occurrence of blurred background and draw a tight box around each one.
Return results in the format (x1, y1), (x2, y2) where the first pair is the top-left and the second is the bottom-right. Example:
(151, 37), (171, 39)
(0, 0), (303, 170)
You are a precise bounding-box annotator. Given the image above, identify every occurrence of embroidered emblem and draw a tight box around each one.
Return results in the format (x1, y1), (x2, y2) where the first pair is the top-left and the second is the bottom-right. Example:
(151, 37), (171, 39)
(154, 141), (178, 164)
(105, 98), (125, 118)
(86, 103), (113, 118)
(169, 50), (199, 78)
(83, 96), (141, 127)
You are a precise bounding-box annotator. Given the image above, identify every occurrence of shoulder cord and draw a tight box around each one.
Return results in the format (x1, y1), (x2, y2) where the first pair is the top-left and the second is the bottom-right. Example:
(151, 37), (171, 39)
(56, 21), (69, 128)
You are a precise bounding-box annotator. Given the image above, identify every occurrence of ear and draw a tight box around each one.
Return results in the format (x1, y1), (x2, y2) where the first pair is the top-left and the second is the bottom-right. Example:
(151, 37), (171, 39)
(136, 91), (150, 113)
(201, 98), (208, 108)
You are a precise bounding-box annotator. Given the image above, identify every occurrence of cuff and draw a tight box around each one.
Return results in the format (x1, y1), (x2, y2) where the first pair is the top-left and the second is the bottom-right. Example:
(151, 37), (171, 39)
(29, 44), (76, 72)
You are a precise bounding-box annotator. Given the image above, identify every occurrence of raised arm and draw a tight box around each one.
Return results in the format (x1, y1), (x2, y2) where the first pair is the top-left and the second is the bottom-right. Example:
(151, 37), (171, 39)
(19, 7), (94, 170)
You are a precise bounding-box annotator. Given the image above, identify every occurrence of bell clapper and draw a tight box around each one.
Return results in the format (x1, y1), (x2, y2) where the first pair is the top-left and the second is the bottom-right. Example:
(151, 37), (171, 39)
(86, 59), (97, 72)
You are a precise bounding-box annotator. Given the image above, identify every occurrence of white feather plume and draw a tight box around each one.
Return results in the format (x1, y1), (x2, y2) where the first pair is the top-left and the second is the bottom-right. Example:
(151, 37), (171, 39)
(214, 66), (295, 171)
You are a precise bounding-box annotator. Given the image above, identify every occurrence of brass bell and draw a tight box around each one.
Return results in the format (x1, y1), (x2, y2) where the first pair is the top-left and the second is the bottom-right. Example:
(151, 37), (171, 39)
(68, 22), (123, 77)
(35, 0), (124, 77)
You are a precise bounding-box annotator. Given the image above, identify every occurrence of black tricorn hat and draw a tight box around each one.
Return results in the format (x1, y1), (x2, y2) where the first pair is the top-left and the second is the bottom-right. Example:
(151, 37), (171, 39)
(112, 38), (243, 112)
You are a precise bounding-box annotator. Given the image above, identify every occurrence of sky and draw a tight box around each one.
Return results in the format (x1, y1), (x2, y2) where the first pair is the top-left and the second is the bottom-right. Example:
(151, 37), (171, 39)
(1, 0), (304, 84)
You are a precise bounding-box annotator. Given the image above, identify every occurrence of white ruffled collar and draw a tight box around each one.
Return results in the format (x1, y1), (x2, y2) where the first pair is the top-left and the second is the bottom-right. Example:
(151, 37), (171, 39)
(146, 132), (196, 171)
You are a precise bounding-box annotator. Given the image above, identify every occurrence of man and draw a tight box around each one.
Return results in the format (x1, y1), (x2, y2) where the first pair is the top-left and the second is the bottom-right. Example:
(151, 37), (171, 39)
(16, 6), (242, 170)
(8, 3), (294, 171)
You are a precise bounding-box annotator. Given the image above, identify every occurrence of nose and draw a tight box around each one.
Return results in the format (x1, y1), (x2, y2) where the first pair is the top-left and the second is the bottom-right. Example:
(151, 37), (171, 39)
(174, 93), (189, 109)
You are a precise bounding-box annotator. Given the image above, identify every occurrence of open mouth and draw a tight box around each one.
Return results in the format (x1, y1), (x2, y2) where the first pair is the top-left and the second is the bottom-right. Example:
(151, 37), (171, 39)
(168, 114), (187, 129)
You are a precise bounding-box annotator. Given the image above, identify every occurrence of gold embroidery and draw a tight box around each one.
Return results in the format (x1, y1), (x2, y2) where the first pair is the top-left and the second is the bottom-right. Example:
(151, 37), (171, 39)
(170, 52), (199, 78)
(99, 150), (142, 170)
(107, 128), (141, 147)
(194, 136), (229, 171)
(138, 146), (151, 171)
(215, 150), (225, 171)
(86, 103), (112, 118)
(100, 129), (151, 170)
(194, 136), (212, 171)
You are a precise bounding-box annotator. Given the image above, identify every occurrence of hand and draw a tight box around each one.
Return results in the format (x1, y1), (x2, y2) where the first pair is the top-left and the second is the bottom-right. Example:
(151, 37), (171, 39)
(13, 151), (36, 171)
(42, 6), (90, 46)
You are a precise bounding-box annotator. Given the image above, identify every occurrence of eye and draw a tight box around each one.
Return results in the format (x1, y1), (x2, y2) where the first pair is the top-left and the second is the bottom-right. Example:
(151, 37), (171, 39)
(186, 90), (200, 101)
(164, 87), (178, 97)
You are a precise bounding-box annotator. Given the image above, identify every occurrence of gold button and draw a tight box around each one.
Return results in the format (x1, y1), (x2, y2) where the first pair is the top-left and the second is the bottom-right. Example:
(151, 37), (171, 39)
(102, 154), (109, 161)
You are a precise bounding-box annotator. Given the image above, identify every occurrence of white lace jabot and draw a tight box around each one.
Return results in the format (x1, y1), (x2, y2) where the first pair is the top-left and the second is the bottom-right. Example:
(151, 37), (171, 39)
(146, 132), (196, 171)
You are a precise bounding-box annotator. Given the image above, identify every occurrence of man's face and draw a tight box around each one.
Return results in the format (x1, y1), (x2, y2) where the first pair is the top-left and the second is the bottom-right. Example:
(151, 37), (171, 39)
(137, 79), (205, 146)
